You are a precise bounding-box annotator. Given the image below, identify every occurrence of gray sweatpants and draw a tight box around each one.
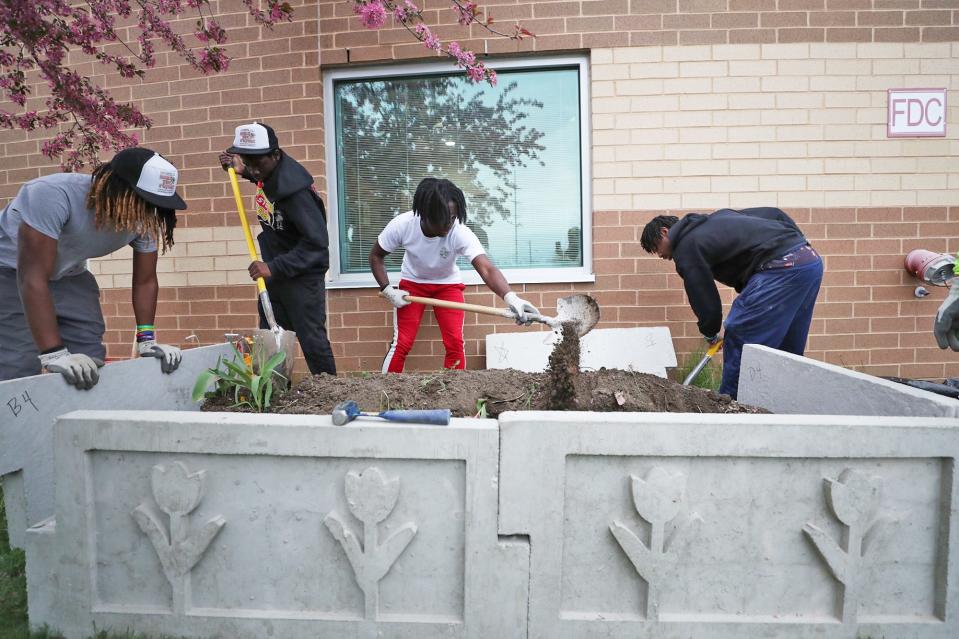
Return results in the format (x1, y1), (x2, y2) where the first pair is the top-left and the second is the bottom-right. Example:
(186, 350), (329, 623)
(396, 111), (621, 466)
(0, 267), (106, 381)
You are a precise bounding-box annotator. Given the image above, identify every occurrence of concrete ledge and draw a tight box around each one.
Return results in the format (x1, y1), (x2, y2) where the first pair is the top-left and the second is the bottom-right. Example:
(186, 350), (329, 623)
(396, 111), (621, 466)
(29, 410), (526, 639)
(738, 344), (959, 417)
(0, 343), (233, 548)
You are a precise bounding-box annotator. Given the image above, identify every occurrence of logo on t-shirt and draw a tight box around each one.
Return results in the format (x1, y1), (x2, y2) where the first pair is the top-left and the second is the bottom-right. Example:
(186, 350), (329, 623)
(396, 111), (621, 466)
(439, 247), (450, 259)
(253, 184), (282, 230)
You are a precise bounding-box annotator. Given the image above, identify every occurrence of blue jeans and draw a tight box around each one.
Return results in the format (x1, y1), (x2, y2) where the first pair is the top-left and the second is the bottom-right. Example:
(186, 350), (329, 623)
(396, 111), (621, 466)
(720, 258), (824, 399)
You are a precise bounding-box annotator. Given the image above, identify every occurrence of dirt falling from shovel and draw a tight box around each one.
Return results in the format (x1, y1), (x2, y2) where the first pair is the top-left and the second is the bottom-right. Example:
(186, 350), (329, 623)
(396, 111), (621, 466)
(545, 322), (581, 410)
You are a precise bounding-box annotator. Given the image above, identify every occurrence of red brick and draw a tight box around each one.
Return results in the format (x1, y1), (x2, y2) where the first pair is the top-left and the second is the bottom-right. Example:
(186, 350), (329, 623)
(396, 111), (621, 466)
(811, 11), (857, 25)
(712, 12), (759, 27)
(778, 27), (825, 40)
(680, 29), (728, 43)
(729, 28), (777, 41)
(826, 27), (872, 40)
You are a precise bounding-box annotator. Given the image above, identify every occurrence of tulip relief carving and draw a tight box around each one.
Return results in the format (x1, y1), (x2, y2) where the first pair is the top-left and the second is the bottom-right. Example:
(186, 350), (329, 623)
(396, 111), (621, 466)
(609, 467), (697, 621)
(324, 467), (418, 621)
(803, 468), (884, 625)
(132, 462), (226, 615)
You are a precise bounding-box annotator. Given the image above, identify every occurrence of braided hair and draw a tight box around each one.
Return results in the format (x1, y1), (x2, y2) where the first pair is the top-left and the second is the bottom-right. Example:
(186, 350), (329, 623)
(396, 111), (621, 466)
(412, 177), (467, 227)
(86, 163), (177, 253)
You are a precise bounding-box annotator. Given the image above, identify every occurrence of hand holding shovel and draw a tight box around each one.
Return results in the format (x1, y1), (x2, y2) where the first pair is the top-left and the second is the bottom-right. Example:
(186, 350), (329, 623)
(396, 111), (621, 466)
(381, 292), (601, 337)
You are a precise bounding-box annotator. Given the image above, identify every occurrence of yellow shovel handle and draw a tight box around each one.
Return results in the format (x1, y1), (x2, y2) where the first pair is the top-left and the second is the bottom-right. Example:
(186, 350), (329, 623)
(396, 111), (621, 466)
(706, 337), (724, 357)
(227, 167), (267, 294)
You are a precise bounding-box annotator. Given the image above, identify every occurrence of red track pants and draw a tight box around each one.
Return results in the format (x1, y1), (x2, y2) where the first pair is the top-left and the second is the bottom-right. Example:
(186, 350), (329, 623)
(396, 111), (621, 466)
(382, 279), (466, 373)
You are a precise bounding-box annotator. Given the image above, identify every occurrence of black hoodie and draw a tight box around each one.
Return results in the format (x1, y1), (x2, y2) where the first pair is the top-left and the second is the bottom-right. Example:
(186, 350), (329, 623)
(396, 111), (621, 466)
(669, 207), (808, 337)
(246, 152), (329, 280)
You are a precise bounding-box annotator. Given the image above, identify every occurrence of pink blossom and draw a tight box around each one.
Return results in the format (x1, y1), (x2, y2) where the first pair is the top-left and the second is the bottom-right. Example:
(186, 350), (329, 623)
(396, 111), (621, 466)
(455, 1), (478, 26)
(393, 0), (419, 21)
(354, 1), (387, 29)
(466, 64), (485, 83)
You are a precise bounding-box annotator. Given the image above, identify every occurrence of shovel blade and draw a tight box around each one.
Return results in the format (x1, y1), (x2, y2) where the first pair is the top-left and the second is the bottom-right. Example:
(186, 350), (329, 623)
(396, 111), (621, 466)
(252, 328), (298, 389)
(554, 294), (601, 337)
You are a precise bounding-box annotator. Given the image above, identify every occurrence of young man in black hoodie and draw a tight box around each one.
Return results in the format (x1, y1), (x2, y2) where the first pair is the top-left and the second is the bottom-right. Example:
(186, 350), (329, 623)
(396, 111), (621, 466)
(219, 122), (336, 376)
(641, 207), (822, 399)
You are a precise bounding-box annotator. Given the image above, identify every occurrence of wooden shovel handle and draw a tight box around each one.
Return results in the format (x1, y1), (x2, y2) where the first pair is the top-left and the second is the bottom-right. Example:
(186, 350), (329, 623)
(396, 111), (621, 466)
(400, 294), (516, 319)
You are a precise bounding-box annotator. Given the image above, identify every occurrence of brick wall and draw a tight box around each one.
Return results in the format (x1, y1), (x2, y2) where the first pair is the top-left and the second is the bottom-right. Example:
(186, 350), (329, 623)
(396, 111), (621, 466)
(0, 0), (957, 381)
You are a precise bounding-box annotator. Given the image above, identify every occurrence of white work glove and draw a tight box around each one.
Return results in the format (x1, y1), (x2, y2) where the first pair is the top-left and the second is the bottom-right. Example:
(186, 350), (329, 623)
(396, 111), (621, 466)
(504, 291), (539, 325)
(38, 348), (104, 390)
(138, 341), (182, 374)
(934, 280), (959, 351)
(381, 285), (411, 309)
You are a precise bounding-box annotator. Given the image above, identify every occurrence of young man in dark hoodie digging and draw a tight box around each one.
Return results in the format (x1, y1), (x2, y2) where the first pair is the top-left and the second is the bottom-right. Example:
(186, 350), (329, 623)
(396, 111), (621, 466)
(641, 208), (823, 399)
(219, 122), (336, 376)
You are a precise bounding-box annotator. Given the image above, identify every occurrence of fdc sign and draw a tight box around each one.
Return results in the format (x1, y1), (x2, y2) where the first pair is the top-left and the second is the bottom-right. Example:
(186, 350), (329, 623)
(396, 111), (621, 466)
(887, 88), (947, 137)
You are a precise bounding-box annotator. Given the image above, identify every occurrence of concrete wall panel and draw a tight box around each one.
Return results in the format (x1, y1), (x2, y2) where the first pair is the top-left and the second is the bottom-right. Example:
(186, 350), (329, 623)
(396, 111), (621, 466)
(738, 344), (959, 417)
(499, 411), (959, 638)
(28, 410), (526, 639)
(0, 343), (233, 547)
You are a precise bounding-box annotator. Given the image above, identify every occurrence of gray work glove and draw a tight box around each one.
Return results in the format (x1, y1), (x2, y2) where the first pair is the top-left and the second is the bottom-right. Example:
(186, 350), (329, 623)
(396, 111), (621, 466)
(138, 340), (182, 374)
(934, 280), (959, 351)
(504, 291), (539, 325)
(39, 348), (104, 390)
(381, 285), (411, 309)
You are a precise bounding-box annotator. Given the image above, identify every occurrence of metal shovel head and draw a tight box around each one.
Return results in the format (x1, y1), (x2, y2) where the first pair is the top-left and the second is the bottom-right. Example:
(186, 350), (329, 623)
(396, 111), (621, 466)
(252, 328), (298, 389)
(555, 294), (601, 337)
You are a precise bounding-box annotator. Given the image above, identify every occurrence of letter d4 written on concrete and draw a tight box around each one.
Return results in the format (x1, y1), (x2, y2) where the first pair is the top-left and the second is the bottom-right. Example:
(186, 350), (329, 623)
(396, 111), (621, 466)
(888, 89), (947, 137)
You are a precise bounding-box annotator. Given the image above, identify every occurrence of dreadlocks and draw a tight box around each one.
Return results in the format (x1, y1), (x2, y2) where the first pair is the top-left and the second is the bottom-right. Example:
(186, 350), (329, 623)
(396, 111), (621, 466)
(86, 164), (177, 253)
(412, 177), (468, 227)
(640, 215), (679, 253)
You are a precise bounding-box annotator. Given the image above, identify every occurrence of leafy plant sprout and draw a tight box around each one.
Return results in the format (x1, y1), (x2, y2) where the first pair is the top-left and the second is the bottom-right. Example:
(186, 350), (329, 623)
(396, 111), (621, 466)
(192, 343), (287, 413)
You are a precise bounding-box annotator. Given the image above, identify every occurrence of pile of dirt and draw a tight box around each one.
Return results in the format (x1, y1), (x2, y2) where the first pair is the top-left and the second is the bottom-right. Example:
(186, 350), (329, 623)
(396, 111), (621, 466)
(203, 324), (764, 416)
(245, 368), (762, 417)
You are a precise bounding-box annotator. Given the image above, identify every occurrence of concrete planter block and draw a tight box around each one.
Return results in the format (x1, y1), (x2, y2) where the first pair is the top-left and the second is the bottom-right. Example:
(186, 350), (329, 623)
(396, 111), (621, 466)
(486, 327), (677, 376)
(738, 344), (959, 417)
(498, 411), (959, 638)
(27, 410), (528, 639)
(0, 343), (234, 549)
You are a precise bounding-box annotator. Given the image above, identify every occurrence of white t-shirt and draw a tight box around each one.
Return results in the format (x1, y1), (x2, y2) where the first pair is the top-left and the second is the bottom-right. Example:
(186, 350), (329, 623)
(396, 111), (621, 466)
(377, 211), (486, 284)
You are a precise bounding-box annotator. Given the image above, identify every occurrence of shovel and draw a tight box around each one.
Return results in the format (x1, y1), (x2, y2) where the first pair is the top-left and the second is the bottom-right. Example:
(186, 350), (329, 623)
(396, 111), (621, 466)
(383, 292), (601, 337)
(227, 168), (298, 382)
(683, 338), (724, 386)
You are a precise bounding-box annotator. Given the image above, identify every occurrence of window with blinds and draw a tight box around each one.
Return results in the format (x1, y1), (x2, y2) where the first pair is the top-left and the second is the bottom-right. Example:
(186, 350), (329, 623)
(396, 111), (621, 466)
(324, 57), (592, 287)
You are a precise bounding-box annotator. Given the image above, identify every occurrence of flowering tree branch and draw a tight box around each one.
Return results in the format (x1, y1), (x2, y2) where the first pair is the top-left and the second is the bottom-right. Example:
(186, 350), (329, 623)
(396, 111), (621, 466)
(352, 0), (536, 87)
(0, 0), (293, 169)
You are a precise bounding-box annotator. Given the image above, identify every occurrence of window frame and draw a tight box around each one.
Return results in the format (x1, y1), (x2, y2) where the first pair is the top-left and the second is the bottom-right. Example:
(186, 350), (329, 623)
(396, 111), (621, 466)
(322, 55), (594, 289)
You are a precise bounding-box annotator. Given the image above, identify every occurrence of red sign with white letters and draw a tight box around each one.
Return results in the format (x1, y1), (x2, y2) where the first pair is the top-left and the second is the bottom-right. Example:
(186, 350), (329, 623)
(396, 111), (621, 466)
(887, 89), (947, 138)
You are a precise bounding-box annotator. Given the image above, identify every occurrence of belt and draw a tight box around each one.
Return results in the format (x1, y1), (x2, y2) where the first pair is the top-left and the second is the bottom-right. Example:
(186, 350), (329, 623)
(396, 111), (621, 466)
(759, 243), (819, 271)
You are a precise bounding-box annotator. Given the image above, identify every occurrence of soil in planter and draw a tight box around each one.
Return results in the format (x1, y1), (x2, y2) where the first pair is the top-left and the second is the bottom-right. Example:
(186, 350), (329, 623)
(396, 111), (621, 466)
(202, 324), (765, 416)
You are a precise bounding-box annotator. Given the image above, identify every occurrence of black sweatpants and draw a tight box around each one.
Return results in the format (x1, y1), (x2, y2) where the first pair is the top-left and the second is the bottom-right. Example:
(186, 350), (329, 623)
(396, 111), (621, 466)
(259, 273), (336, 376)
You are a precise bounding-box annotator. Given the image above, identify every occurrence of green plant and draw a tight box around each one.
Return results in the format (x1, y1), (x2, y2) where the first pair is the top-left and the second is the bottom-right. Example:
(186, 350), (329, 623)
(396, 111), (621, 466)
(192, 346), (287, 412)
(419, 373), (447, 393)
(474, 398), (488, 419)
(673, 346), (722, 392)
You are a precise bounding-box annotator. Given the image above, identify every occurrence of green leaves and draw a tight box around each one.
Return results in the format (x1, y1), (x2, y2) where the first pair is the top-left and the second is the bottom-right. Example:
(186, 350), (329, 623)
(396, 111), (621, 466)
(191, 346), (287, 412)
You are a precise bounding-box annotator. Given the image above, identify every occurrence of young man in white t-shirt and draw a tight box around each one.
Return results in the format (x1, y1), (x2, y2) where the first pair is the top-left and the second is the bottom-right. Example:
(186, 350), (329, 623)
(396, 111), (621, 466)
(370, 178), (539, 373)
